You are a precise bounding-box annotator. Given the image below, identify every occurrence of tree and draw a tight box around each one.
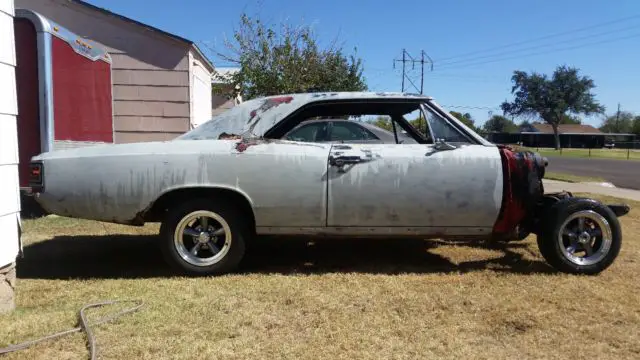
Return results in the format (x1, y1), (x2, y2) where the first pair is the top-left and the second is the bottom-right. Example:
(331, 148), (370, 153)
(632, 116), (640, 136)
(214, 13), (367, 100)
(449, 111), (482, 133)
(371, 116), (393, 132)
(483, 115), (518, 133)
(501, 65), (605, 149)
(599, 111), (634, 133)
(519, 120), (533, 131)
(560, 114), (582, 124)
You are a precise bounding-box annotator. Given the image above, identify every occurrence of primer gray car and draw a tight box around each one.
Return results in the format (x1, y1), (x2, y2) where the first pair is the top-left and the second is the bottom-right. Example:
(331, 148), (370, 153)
(28, 92), (630, 276)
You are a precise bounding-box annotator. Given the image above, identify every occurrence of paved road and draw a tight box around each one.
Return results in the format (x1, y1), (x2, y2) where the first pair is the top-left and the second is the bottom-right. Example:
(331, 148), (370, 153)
(546, 156), (640, 190)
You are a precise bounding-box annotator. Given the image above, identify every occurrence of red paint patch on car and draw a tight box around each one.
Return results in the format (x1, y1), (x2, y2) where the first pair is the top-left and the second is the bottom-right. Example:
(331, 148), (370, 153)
(249, 96), (295, 121)
(493, 146), (541, 236)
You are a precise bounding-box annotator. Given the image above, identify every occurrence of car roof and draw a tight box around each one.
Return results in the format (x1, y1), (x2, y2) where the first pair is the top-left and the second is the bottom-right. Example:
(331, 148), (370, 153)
(178, 91), (493, 146)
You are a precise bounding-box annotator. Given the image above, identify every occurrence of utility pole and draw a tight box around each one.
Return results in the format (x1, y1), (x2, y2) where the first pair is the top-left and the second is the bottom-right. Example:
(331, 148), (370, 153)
(420, 51), (424, 94)
(616, 103), (621, 132)
(401, 49), (406, 92)
(393, 49), (433, 94)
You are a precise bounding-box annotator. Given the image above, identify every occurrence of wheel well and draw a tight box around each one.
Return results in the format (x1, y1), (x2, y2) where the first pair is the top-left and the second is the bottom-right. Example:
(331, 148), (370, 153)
(143, 187), (256, 229)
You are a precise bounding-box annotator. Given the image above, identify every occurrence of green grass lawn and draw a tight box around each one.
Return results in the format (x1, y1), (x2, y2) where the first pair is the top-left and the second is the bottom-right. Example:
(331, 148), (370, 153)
(2, 196), (640, 359)
(520, 147), (640, 160)
(544, 171), (606, 183)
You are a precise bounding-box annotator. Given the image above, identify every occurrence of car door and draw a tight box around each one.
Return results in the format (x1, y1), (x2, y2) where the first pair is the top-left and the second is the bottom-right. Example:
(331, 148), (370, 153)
(325, 110), (504, 235)
(326, 143), (503, 233)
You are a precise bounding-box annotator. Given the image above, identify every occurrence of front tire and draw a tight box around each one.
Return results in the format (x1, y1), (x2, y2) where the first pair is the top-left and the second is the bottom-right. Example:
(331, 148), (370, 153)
(537, 198), (622, 275)
(160, 199), (247, 275)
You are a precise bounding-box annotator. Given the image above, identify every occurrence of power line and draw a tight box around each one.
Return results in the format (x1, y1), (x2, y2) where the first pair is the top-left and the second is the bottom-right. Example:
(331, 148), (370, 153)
(443, 105), (501, 111)
(393, 49), (433, 93)
(434, 13), (640, 63)
(437, 31), (640, 71)
(436, 23), (640, 68)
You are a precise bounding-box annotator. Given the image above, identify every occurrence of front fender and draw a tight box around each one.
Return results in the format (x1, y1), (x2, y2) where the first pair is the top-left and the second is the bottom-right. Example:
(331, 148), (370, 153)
(608, 204), (630, 217)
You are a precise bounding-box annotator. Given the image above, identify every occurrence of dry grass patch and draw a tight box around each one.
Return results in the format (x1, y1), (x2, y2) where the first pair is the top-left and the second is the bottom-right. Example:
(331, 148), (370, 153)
(2, 194), (640, 359)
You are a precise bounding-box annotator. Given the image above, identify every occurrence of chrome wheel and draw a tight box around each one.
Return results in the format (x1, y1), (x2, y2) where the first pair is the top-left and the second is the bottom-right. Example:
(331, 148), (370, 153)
(557, 210), (613, 266)
(173, 210), (232, 267)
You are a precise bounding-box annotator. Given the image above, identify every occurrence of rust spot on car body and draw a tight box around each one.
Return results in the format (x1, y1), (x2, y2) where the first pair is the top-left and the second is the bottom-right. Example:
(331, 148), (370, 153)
(218, 132), (242, 140)
(235, 139), (260, 152)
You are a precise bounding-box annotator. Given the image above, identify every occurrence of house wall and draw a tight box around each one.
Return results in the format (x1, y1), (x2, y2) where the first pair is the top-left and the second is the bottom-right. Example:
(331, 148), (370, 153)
(0, 0), (20, 313)
(212, 97), (237, 117)
(211, 82), (240, 118)
(15, 0), (192, 143)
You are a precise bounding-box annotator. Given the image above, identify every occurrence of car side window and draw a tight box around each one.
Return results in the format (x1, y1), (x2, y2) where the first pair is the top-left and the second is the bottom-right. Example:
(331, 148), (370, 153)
(329, 122), (379, 141)
(285, 122), (327, 142)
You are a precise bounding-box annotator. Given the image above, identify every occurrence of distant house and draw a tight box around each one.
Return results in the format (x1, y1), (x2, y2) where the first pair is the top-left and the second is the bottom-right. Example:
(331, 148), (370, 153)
(488, 122), (636, 148)
(15, 0), (231, 142)
(210, 67), (242, 121)
(519, 123), (602, 135)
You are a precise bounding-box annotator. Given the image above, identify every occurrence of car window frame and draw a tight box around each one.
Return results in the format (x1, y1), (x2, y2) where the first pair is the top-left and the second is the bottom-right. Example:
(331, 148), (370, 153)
(264, 99), (432, 144)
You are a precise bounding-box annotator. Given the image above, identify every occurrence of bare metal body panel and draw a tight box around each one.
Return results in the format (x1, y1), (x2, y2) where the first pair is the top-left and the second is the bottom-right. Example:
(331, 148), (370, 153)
(326, 144), (503, 228)
(35, 140), (332, 227)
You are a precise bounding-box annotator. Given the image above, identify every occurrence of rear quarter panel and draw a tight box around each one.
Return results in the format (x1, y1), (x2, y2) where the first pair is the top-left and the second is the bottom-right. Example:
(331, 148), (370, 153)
(35, 140), (331, 226)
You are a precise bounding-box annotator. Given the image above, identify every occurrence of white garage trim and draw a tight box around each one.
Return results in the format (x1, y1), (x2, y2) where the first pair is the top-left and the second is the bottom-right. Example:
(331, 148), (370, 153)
(0, 0), (20, 269)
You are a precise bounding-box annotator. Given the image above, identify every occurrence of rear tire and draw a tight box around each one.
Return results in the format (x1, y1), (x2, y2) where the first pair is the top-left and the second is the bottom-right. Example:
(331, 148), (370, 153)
(160, 199), (247, 276)
(537, 198), (622, 275)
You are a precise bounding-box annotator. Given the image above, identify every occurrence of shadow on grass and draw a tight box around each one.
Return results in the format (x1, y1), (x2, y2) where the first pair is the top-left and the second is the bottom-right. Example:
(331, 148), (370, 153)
(241, 237), (555, 276)
(17, 235), (174, 280)
(16, 234), (555, 280)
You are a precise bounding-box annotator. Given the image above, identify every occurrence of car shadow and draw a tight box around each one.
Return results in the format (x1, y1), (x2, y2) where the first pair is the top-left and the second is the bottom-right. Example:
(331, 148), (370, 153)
(241, 236), (555, 275)
(16, 234), (555, 280)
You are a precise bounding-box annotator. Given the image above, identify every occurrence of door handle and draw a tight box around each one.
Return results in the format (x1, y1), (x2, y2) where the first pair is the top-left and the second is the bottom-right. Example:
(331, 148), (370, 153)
(329, 155), (361, 167)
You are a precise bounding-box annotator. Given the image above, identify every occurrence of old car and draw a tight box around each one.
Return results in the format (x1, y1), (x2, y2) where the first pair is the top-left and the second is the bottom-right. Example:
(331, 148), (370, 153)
(28, 92), (630, 276)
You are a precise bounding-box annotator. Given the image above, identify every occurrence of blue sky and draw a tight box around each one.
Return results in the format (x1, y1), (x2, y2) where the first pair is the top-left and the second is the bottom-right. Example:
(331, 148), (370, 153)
(86, 0), (640, 127)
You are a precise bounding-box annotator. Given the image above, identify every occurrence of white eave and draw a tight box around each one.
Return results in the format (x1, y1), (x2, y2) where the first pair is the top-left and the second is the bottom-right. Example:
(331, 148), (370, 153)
(212, 67), (239, 84)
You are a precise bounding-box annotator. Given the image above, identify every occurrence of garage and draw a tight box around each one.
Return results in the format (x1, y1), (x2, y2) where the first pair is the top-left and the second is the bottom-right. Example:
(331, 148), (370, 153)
(15, 0), (217, 144)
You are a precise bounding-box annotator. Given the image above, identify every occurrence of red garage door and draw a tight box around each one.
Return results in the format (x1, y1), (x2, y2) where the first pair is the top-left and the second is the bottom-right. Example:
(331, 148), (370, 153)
(13, 18), (41, 188)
